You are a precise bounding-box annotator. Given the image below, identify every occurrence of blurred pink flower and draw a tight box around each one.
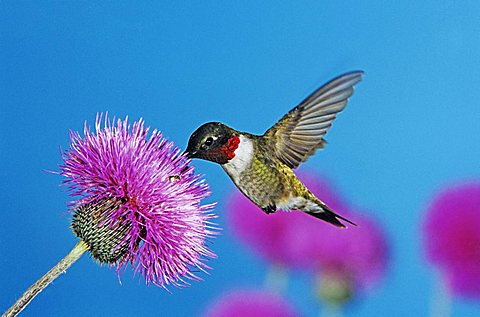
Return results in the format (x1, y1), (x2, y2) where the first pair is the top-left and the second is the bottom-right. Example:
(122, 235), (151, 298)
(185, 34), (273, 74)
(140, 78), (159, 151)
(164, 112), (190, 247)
(227, 171), (389, 290)
(303, 211), (389, 290)
(423, 182), (480, 298)
(227, 173), (348, 268)
(204, 289), (299, 317)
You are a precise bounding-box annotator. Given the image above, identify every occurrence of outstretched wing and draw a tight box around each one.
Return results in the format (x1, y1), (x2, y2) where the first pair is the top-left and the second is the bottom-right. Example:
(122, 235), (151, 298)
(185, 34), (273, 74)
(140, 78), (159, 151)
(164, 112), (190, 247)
(263, 71), (363, 169)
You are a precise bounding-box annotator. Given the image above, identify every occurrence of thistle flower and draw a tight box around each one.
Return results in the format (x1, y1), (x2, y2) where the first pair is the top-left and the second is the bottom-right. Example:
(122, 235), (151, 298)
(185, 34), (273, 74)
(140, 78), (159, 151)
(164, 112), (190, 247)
(4, 114), (216, 316)
(228, 191), (304, 268)
(227, 173), (348, 269)
(304, 210), (389, 309)
(304, 211), (389, 290)
(61, 114), (216, 286)
(227, 172), (389, 307)
(422, 182), (480, 298)
(289, 175), (388, 305)
(204, 289), (299, 317)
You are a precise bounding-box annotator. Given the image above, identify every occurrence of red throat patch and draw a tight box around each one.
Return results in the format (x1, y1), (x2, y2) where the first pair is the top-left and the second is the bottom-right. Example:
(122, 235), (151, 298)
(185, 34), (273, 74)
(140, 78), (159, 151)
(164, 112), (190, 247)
(221, 136), (240, 160)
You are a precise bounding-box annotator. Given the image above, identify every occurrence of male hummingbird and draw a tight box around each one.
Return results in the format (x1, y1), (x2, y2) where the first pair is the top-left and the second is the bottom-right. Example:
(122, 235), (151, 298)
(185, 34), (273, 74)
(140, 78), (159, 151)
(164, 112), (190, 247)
(186, 71), (363, 227)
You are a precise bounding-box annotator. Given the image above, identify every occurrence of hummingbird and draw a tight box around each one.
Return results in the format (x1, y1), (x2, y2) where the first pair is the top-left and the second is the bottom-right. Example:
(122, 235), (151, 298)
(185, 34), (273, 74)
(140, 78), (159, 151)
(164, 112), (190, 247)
(185, 71), (363, 227)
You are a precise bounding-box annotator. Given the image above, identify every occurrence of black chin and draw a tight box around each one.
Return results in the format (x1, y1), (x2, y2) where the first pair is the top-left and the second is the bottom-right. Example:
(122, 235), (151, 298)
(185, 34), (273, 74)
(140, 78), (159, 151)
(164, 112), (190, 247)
(186, 149), (229, 165)
(203, 151), (230, 164)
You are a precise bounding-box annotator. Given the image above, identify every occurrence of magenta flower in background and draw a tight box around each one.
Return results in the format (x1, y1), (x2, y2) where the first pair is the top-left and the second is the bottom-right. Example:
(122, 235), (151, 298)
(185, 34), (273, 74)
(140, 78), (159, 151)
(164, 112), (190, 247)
(299, 211), (389, 290)
(423, 182), (480, 298)
(204, 289), (299, 317)
(60, 114), (217, 287)
(227, 171), (389, 305)
(227, 172), (349, 269)
(228, 191), (304, 267)
(284, 174), (388, 304)
(305, 212), (388, 308)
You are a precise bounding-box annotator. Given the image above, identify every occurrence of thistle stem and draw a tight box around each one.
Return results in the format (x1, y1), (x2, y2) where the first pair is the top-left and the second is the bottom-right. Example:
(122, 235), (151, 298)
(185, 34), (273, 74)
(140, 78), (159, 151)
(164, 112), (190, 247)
(264, 264), (288, 294)
(429, 273), (451, 317)
(3, 240), (89, 317)
(321, 303), (343, 317)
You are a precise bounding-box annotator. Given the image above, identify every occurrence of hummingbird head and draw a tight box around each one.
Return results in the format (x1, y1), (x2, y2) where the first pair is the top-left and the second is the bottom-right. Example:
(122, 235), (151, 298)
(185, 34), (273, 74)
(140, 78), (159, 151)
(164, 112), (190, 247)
(185, 122), (240, 164)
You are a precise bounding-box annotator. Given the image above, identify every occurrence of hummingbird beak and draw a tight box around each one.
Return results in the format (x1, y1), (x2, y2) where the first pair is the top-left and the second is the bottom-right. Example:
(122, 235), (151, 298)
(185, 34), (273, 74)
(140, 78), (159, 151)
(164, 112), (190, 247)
(186, 151), (195, 158)
(184, 148), (198, 159)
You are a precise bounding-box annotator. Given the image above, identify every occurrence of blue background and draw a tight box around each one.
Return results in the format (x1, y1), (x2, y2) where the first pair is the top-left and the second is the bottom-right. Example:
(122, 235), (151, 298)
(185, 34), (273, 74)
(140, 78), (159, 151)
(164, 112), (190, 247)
(1, 2), (480, 316)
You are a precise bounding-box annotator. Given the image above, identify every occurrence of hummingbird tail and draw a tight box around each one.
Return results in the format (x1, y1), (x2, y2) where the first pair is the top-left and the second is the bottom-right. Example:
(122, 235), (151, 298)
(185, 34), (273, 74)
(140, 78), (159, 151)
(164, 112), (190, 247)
(306, 202), (357, 228)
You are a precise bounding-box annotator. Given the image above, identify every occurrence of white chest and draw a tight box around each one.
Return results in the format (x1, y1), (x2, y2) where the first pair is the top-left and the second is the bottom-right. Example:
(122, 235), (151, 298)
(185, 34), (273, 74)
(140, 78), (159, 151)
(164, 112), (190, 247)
(222, 135), (254, 181)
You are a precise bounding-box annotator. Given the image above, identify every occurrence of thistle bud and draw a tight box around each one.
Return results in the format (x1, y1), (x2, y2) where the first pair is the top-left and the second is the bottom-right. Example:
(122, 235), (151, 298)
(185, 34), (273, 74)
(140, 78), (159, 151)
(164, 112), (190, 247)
(72, 198), (131, 264)
(316, 273), (353, 305)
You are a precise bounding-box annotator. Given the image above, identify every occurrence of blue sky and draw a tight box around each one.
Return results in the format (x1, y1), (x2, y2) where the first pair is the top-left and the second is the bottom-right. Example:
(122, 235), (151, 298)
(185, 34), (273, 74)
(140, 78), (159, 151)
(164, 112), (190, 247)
(1, 2), (480, 316)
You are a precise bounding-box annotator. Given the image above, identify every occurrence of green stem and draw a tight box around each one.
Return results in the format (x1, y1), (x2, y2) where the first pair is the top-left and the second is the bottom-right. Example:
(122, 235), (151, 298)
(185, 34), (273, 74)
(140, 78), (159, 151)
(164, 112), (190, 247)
(264, 264), (288, 294)
(3, 241), (89, 317)
(321, 303), (343, 317)
(429, 273), (451, 317)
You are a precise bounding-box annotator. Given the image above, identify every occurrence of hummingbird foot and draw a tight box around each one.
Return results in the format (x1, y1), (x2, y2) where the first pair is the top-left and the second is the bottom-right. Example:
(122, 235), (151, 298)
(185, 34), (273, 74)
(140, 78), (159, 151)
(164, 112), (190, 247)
(262, 204), (277, 214)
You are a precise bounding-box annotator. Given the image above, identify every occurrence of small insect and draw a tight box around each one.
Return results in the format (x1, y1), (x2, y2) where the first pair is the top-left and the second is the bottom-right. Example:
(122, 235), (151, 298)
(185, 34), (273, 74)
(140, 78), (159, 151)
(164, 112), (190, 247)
(168, 175), (181, 182)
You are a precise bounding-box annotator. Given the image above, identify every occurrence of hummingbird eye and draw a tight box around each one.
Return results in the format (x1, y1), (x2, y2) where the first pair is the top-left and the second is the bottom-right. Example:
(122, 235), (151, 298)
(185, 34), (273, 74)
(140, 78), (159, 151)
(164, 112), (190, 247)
(204, 137), (214, 147)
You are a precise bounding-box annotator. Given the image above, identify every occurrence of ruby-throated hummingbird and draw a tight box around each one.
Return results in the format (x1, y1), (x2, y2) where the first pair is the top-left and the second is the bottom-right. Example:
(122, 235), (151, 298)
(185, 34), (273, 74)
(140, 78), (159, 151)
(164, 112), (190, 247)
(186, 71), (363, 227)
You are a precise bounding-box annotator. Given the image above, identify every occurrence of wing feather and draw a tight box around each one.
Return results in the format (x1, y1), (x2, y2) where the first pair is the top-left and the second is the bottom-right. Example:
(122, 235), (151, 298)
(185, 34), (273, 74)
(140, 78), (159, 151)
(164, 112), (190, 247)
(263, 71), (363, 168)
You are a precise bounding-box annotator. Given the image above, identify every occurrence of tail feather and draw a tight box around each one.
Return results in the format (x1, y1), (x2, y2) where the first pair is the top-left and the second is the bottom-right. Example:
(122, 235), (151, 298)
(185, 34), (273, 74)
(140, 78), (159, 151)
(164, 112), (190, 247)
(306, 202), (357, 228)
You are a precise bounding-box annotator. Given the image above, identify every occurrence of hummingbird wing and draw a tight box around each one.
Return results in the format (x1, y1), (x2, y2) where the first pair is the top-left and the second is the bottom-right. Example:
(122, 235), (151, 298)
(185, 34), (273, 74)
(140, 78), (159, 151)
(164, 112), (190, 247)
(263, 71), (363, 169)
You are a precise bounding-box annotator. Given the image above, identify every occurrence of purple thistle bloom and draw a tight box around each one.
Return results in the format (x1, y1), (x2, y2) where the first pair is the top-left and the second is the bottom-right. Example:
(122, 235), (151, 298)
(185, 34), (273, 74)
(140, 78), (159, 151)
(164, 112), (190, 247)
(59, 114), (217, 287)
(304, 211), (389, 290)
(227, 172), (389, 291)
(227, 173), (349, 269)
(204, 289), (299, 317)
(423, 182), (480, 298)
